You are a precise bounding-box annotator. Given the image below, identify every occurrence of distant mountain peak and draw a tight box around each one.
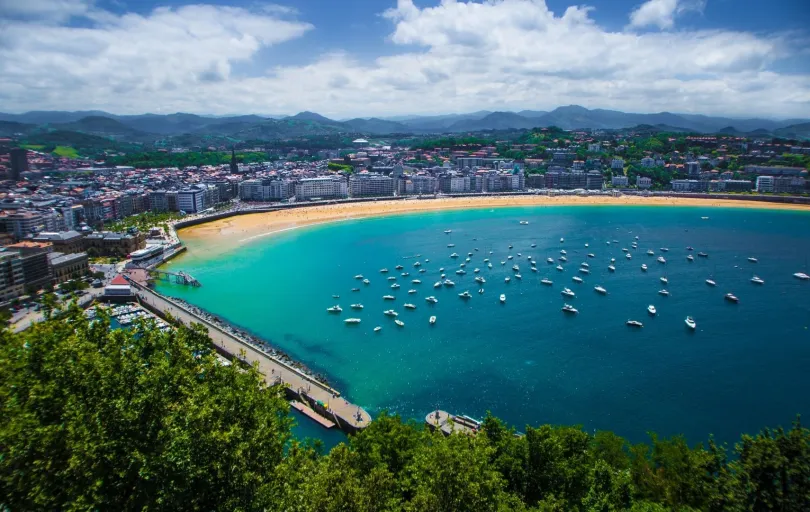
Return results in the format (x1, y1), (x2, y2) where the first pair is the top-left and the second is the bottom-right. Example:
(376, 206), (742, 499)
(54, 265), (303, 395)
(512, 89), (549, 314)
(288, 111), (335, 123)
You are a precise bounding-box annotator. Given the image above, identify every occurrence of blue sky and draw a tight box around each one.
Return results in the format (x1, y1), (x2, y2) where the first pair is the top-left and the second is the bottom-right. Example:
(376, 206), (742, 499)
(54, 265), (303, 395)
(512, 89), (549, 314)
(0, 0), (808, 118)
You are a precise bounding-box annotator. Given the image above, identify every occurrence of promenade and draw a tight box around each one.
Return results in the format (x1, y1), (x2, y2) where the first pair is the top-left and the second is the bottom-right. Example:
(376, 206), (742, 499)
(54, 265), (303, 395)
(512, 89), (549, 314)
(134, 285), (372, 434)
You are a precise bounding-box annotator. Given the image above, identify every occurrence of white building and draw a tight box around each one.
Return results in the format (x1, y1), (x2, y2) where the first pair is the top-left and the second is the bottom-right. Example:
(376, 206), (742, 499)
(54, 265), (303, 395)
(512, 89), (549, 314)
(238, 179), (293, 201)
(640, 157), (656, 168)
(588, 143), (601, 153)
(295, 176), (348, 200)
(611, 175), (629, 187)
(636, 176), (652, 189)
(756, 176), (774, 193)
(611, 158), (624, 170)
(177, 188), (205, 213)
(348, 173), (394, 197)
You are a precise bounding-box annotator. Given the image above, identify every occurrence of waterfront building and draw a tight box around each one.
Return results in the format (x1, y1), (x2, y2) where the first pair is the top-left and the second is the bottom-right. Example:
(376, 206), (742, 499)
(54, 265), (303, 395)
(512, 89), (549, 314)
(129, 245), (165, 267)
(686, 161), (700, 177)
(745, 165), (804, 176)
(611, 175), (629, 187)
(671, 179), (709, 192)
(0, 251), (25, 302)
(525, 174), (546, 189)
(755, 176), (774, 193)
(773, 176), (807, 194)
(48, 251), (89, 284)
(295, 176), (348, 200)
(636, 176), (652, 189)
(149, 190), (170, 212)
(348, 173), (394, 197)
(439, 175), (471, 194)
(177, 188), (205, 213)
(586, 171), (604, 190)
(82, 231), (145, 258)
(4, 241), (53, 293)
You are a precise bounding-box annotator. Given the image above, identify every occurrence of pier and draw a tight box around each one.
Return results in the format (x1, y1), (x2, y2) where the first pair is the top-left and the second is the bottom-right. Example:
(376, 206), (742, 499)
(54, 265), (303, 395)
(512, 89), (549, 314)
(131, 283), (371, 434)
(424, 410), (480, 436)
(148, 269), (201, 287)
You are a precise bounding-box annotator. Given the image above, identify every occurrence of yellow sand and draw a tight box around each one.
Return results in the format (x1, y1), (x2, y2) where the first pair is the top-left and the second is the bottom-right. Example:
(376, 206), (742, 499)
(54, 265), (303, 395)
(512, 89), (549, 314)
(178, 195), (809, 252)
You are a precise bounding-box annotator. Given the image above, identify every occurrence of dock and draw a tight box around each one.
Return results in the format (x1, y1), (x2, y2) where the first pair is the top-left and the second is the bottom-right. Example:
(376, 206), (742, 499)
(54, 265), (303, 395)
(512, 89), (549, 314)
(291, 400), (336, 429)
(148, 269), (201, 287)
(424, 409), (480, 436)
(131, 283), (371, 434)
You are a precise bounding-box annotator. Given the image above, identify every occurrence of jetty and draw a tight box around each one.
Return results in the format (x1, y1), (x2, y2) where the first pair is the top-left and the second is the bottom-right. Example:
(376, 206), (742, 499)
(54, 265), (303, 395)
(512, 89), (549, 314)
(424, 409), (480, 436)
(148, 269), (201, 287)
(131, 283), (371, 434)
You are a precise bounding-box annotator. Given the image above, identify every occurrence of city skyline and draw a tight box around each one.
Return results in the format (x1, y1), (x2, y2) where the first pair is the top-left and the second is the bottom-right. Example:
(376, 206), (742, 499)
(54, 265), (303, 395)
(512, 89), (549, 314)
(0, 0), (808, 118)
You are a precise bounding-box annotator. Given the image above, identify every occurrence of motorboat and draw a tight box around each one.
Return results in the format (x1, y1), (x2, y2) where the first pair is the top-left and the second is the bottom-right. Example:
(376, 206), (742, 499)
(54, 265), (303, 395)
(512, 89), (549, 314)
(459, 291), (472, 299)
(332, 295), (340, 299)
(698, 252), (708, 258)
(465, 258), (471, 263)
(508, 255), (514, 260)
(450, 253), (459, 258)
(444, 229), (452, 234)
(594, 285), (607, 294)
(326, 305), (342, 313)
(520, 220), (529, 225)
(414, 261), (421, 267)
(541, 278), (553, 285)
(501, 261), (506, 265)
(579, 268), (590, 274)
(395, 319), (405, 327)
(354, 274), (364, 280)
(585, 243), (590, 248)
(380, 268), (389, 273)
(434, 281), (442, 288)
(626, 320), (643, 328)
(455, 269), (466, 275)
(608, 265), (616, 272)
(560, 238), (565, 243)
(658, 289), (670, 296)
(515, 274), (522, 280)
(572, 276), (583, 283)
(391, 284), (401, 289)
(647, 250), (654, 256)
(395, 265), (404, 270)
(556, 265), (564, 271)
(547, 258), (554, 264)
(686, 246), (694, 251)
(606, 241), (611, 245)
(647, 305), (657, 315)
(468, 252), (474, 257)
(794, 272), (810, 280)
(426, 296), (438, 304)
(363, 279), (370, 285)
(351, 288), (360, 292)
(625, 253), (632, 259)
(531, 243), (537, 248)
(641, 264), (648, 271)
(560, 249), (567, 255)
(344, 318), (361, 324)
(475, 276), (486, 284)
(687, 255), (694, 261)
(611, 258), (616, 263)
(388, 276), (397, 281)
(383, 295), (396, 300)
(473, 268), (480, 274)
(748, 257), (758, 263)
(685, 316), (696, 330)
(509, 244), (513, 249)
(374, 326), (382, 332)
(657, 256), (666, 264)
(635, 236), (640, 240)
(706, 279), (716, 286)
(660, 248), (669, 252)
(429, 316), (437, 325)
(512, 265), (520, 272)
(660, 276), (668, 284)
(384, 309), (398, 317)
(751, 276), (765, 284)
(622, 248), (629, 253)
(562, 304), (578, 314)
(350, 304), (364, 310)
(478, 288), (484, 294)
(517, 252), (522, 257)
(725, 293), (739, 303)
(581, 262), (590, 268)
(443, 280), (455, 287)
(500, 294), (506, 303)
(412, 279), (422, 284)
(401, 272), (410, 277)
(559, 256), (568, 262)
(530, 267), (538, 272)
(439, 267), (445, 272)
(504, 277), (511, 283)
(588, 253), (595, 258)
(404, 303), (416, 309)
(488, 263), (493, 269)
(561, 287), (575, 298)
(483, 258), (489, 263)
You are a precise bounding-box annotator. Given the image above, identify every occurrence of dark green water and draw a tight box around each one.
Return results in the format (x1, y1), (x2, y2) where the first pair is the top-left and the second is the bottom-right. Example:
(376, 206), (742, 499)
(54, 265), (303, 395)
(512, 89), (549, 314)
(159, 206), (810, 446)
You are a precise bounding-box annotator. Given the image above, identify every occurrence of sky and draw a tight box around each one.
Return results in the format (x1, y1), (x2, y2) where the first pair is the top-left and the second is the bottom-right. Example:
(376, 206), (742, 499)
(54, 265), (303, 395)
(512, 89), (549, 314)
(0, 0), (808, 119)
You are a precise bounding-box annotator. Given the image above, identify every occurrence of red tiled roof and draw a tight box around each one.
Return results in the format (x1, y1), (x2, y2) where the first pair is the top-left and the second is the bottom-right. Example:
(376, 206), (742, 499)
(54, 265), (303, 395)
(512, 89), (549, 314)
(109, 275), (129, 286)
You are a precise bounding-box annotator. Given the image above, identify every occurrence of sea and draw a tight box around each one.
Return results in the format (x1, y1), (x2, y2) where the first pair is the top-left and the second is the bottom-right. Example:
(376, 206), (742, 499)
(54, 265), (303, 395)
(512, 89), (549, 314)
(156, 205), (810, 450)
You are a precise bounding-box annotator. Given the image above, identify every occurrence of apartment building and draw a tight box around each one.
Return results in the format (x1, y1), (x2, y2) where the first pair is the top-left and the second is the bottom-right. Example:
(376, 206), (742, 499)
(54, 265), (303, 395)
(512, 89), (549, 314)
(295, 177), (348, 200)
(177, 188), (205, 213)
(0, 251), (25, 302)
(48, 252), (89, 284)
(348, 173), (394, 197)
(5, 241), (53, 292)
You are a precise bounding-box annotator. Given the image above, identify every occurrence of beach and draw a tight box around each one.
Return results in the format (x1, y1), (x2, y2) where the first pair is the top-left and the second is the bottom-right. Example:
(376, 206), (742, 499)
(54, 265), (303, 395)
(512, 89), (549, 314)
(178, 195), (810, 248)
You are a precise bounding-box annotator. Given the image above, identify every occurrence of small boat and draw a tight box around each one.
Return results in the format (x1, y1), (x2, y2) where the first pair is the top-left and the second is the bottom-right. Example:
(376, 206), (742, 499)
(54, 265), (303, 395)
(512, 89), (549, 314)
(374, 326), (382, 332)
(444, 229), (452, 234)
(500, 294), (506, 303)
(660, 276), (668, 284)
(559, 256), (567, 262)
(327, 305), (342, 313)
(701, 217), (709, 220)
(380, 268), (389, 273)
(388, 276), (397, 281)
(425, 259), (430, 262)
(332, 295), (340, 299)
(354, 274), (364, 280)
(547, 258), (554, 264)
(520, 220), (529, 225)
(504, 277), (511, 283)
(588, 253), (595, 258)
(509, 244), (513, 249)
(473, 268), (480, 273)
(508, 255), (514, 260)
(594, 285), (607, 294)
(706, 279), (716, 286)
(483, 258), (490, 263)
(414, 261), (421, 267)
(750, 276), (764, 284)
(794, 272), (810, 280)
(478, 288), (484, 294)
(581, 262), (590, 268)
(608, 265), (616, 272)
(658, 289), (670, 296)
(512, 265), (520, 272)
(401, 272), (409, 277)
(383, 295), (396, 300)
(465, 258), (471, 263)
(429, 316), (437, 325)
(641, 264), (648, 271)
(585, 243), (589, 248)
(501, 261), (506, 265)
(611, 258), (616, 263)
(447, 243), (455, 247)
(572, 276), (583, 283)
(660, 248), (669, 252)
(657, 256), (666, 264)
(560, 238), (565, 243)
(384, 309), (398, 317)
(647, 250), (654, 256)
(395, 319), (405, 327)
(351, 288), (360, 292)
(459, 291), (472, 299)
(450, 253), (459, 258)
(475, 276), (486, 284)
(404, 303), (416, 309)
(698, 252), (708, 258)
(395, 265), (404, 270)
(531, 243), (537, 248)
(647, 305), (657, 315)
(426, 296), (438, 304)
(391, 284), (401, 289)
(685, 316), (696, 330)
(344, 318), (361, 324)
(625, 254), (632, 260)
(561, 287), (575, 298)
(363, 279), (370, 285)
(434, 281), (442, 288)
(487, 263), (493, 269)
(622, 248), (628, 253)
(350, 304), (364, 310)
(517, 252), (522, 257)
(560, 250), (567, 255)
(606, 241), (611, 245)
(626, 320), (643, 328)
(408, 289), (417, 294)
(562, 304), (578, 314)
(455, 269), (466, 275)
(725, 293), (739, 303)
(686, 246), (694, 251)
(541, 278), (553, 285)
(556, 265), (564, 271)
(613, 240), (619, 244)
(515, 274), (522, 280)
(579, 268), (590, 274)
(412, 279), (421, 284)
(439, 267), (445, 272)
(748, 257), (758, 263)
(443, 280), (455, 287)
(530, 267), (538, 272)
(687, 255), (694, 261)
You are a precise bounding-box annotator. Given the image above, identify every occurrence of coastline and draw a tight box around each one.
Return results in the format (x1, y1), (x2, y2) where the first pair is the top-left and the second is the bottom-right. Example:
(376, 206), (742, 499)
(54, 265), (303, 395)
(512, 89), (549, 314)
(177, 195), (810, 250)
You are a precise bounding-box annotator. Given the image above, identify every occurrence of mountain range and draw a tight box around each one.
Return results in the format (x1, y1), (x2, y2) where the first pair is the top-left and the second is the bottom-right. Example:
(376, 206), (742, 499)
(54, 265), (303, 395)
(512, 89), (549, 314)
(1, 106), (808, 141)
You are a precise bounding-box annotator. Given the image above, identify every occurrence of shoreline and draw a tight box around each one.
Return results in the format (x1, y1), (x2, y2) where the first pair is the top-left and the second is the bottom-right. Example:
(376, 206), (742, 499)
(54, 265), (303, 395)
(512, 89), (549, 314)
(176, 195), (810, 251)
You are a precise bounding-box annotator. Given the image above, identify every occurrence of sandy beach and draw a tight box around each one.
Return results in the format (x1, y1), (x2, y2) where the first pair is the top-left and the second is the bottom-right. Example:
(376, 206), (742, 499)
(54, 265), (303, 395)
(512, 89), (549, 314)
(178, 195), (810, 249)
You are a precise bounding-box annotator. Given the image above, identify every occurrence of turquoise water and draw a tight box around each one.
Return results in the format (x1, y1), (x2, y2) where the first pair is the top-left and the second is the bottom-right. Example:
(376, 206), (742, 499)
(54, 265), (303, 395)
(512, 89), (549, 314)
(158, 206), (810, 445)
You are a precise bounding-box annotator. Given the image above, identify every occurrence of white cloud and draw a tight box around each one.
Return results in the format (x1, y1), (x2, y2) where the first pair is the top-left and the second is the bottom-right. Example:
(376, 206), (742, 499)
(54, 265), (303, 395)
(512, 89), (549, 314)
(0, 0), (807, 119)
(0, 0), (93, 23)
(628, 0), (706, 30)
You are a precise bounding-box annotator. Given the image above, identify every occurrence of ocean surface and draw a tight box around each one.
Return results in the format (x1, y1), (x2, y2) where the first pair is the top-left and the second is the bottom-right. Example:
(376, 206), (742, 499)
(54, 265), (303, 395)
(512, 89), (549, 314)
(157, 206), (810, 447)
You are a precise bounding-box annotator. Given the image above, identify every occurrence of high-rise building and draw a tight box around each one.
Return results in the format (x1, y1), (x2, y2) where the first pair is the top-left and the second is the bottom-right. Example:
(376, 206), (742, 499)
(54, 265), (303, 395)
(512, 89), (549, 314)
(9, 148), (29, 180)
(230, 148), (239, 174)
(348, 174), (394, 197)
(5, 241), (54, 293)
(0, 251), (26, 302)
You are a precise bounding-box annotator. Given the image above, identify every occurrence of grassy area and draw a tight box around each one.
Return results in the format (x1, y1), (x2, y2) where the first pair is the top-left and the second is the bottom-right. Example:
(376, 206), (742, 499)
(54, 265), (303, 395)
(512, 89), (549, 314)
(21, 144), (45, 150)
(53, 146), (80, 158)
(107, 211), (182, 234)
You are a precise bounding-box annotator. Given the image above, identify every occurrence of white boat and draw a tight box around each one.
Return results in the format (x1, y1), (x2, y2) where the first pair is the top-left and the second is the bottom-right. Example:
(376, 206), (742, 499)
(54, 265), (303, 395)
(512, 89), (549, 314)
(515, 274), (522, 280)
(455, 269), (466, 275)
(504, 277), (511, 283)
(547, 258), (554, 264)
(660, 248), (669, 252)
(572, 276), (583, 283)
(657, 256), (666, 264)
(751, 275), (765, 284)
(478, 288), (484, 294)
(429, 316), (437, 325)
(611, 258), (616, 263)
(626, 320), (643, 328)
(363, 279), (370, 285)
(395, 265), (404, 270)
(698, 252), (708, 258)
(608, 265), (616, 272)
(560, 250), (567, 255)
(450, 253), (459, 258)
(531, 243), (537, 248)
(581, 262), (590, 268)
(606, 241), (611, 245)
(647, 305), (657, 315)
(475, 276), (486, 284)
(465, 258), (471, 263)
(483, 258), (489, 263)
(391, 284), (401, 289)
(520, 220), (529, 225)
(626, 253), (632, 259)
(512, 265), (520, 272)
(541, 278), (553, 285)
(622, 248), (628, 252)
(380, 268), (389, 273)
(383, 295), (396, 300)
(439, 267), (445, 272)
(561, 287), (575, 298)
(351, 288), (360, 292)
(414, 261), (421, 267)
(556, 265), (564, 271)
(530, 267), (538, 272)
(354, 274), (364, 279)
(401, 272), (409, 277)
(641, 264), (648, 271)
(404, 303), (416, 309)
(412, 279), (422, 284)
(395, 319), (405, 327)
(501, 261), (506, 265)
(332, 295), (340, 299)
(500, 294), (506, 303)
(687, 255), (694, 261)
(594, 285), (607, 294)
(474, 268), (480, 273)
(748, 257), (758, 263)
(444, 229), (452, 234)
(426, 296), (438, 304)
(447, 243), (455, 248)
(344, 318), (361, 324)
(459, 291), (472, 299)
(587, 253), (595, 258)
(559, 256), (567, 262)
(562, 304), (578, 314)
(660, 276), (668, 284)
(579, 268), (590, 274)
(327, 305), (342, 313)
(560, 238), (565, 243)
(508, 255), (514, 260)
(706, 279), (716, 286)
(374, 326), (382, 332)
(685, 316), (696, 330)
(443, 280), (455, 287)
(508, 244), (513, 249)
(434, 281), (442, 288)
(350, 304), (364, 310)
(658, 289), (670, 296)
(647, 250), (654, 256)
(725, 293), (739, 303)
(384, 309), (398, 317)
(794, 272), (810, 280)
(487, 263), (493, 269)
(388, 276), (397, 281)
(585, 243), (589, 247)
(635, 236), (640, 240)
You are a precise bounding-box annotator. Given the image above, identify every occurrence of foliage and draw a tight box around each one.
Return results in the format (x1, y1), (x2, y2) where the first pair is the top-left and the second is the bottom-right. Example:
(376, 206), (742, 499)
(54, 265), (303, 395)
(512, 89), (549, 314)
(108, 150), (268, 169)
(107, 211), (182, 233)
(328, 162), (354, 173)
(52, 145), (80, 158)
(2, 313), (809, 511)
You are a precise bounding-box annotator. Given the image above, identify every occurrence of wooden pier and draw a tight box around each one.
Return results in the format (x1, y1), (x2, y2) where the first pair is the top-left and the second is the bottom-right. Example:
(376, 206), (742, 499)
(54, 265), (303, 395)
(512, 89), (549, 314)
(148, 269), (201, 287)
